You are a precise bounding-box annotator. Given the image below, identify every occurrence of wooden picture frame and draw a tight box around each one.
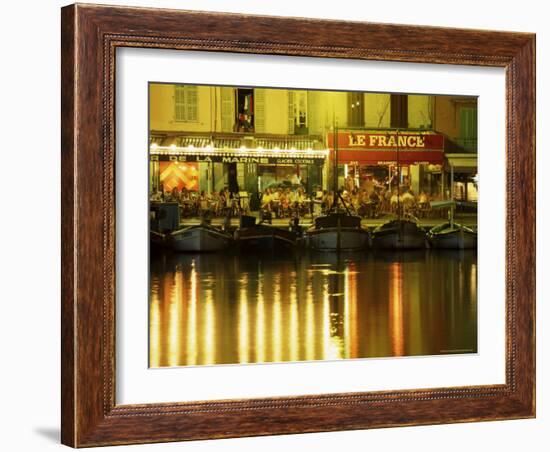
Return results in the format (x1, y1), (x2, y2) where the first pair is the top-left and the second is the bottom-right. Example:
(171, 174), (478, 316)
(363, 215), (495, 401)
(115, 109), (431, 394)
(61, 3), (535, 447)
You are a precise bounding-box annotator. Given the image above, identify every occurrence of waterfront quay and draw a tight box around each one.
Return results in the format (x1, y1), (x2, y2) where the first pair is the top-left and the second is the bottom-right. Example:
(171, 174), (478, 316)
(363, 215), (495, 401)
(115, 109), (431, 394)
(178, 212), (478, 231)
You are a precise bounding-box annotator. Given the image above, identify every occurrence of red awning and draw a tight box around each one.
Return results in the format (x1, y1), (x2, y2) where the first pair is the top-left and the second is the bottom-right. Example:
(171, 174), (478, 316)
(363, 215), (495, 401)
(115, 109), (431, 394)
(328, 131), (445, 165)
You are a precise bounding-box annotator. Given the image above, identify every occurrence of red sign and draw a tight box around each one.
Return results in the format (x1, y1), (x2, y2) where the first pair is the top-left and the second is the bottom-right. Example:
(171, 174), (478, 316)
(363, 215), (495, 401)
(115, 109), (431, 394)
(327, 131), (444, 165)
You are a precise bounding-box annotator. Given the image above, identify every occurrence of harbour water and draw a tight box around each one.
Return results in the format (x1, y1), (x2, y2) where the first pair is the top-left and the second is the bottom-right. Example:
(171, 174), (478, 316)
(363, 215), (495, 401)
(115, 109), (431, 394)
(149, 250), (477, 368)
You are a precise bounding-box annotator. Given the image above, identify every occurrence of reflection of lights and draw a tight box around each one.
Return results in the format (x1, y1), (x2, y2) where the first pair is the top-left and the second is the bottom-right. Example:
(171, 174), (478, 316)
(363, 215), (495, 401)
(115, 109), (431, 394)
(272, 274), (282, 363)
(348, 263), (358, 359)
(389, 262), (404, 357)
(343, 268), (350, 360)
(289, 272), (299, 362)
(150, 143), (158, 150)
(203, 289), (215, 365)
(471, 263), (477, 302)
(186, 264), (198, 365)
(238, 274), (249, 364)
(256, 277), (265, 363)
(169, 143), (176, 151)
(167, 271), (183, 367)
(149, 276), (161, 368)
(322, 281), (331, 359)
(305, 280), (315, 361)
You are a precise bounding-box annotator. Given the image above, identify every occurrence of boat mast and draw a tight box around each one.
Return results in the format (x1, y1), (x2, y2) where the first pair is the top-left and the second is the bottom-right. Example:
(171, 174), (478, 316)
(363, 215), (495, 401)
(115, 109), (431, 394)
(334, 117), (341, 250)
(396, 128), (401, 220)
(333, 116), (338, 211)
(450, 161), (455, 226)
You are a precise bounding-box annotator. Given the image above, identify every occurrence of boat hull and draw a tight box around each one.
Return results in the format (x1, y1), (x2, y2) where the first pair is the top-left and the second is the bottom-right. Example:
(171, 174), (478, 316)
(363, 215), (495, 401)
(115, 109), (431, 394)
(169, 226), (232, 252)
(307, 228), (369, 251)
(236, 226), (296, 251)
(150, 230), (167, 250)
(428, 227), (477, 249)
(372, 221), (427, 250)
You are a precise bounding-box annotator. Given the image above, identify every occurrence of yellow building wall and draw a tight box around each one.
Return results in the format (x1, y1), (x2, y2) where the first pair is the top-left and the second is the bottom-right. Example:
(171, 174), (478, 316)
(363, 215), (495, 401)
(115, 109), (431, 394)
(364, 93), (390, 128)
(263, 89), (289, 134)
(434, 96), (477, 139)
(149, 84), (215, 133)
(306, 90), (348, 135)
(408, 95), (433, 129)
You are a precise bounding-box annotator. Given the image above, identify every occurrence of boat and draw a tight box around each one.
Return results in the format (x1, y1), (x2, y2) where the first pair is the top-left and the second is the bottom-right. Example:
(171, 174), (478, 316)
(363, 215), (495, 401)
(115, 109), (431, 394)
(168, 221), (233, 252)
(427, 222), (477, 249)
(428, 163), (477, 249)
(235, 215), (296, 251)
(371, 218), (426, 249)
(306, 211), (369, 251)
(150, 230), (167, 250)
(305, 118), (368, 251)
(370, 129), (426, 250)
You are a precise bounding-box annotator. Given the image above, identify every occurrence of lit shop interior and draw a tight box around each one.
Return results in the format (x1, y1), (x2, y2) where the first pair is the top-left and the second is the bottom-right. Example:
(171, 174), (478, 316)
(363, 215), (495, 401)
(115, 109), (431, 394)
(149, 134), (328, 210)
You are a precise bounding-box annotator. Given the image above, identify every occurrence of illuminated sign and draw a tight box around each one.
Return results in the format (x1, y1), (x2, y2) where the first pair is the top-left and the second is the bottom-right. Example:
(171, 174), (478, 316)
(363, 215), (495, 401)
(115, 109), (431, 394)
(151, 154), (323, 165)
(328, 131), (444, 151)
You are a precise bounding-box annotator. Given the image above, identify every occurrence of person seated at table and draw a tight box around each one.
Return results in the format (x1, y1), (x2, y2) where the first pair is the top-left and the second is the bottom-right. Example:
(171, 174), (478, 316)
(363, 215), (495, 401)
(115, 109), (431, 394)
(322, 191), (335, 213)
(390, 189), (400, 213)
(171, 186), (179, 201)
(293, 187), (308, 215)
(279, 189), (291, 217)
(208, 190), (220, 216)
(261, 188), (273, 213)
(270, 188), (282, 217)
(401, 189), (416, 215)
(197, 190), (210, 216)
(418, 190), (429, 205)
(351, 189), (361, 214)
(150, 189), (162, 202)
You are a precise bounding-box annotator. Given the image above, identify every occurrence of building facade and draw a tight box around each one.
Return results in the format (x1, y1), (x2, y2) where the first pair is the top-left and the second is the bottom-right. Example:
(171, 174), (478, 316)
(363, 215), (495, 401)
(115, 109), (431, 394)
(149, 84), (477, 204)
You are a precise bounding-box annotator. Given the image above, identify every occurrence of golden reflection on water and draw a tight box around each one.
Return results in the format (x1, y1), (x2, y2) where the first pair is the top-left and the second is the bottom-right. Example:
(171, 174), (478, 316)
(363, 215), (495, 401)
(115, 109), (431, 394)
(389, 262), (404, 357)
(149, 250), (478, 367)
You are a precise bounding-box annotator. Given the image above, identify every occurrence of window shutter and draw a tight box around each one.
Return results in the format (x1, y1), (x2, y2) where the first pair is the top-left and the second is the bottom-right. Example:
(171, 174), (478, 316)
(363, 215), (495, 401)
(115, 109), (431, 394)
(254, 89), (265, 133)
(459, 107), (478, 151)
(186, 86), (198, 121)
(174, 85), (198, 122)
(287, 91), (295, 134)
(220, 87), (234, 132)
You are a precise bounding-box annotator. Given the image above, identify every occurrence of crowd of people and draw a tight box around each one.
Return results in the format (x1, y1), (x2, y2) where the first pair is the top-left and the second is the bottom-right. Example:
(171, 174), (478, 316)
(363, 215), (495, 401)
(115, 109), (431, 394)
(150, 186), (248, 218)
(150, 179), (443, 221)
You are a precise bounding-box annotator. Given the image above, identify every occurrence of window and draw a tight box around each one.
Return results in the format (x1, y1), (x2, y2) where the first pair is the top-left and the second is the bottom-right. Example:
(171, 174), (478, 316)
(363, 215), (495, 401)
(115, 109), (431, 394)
(348, 92), (364, 127)
(174, 85), (198, 122)
(390, 94), (408, 128)
(235, 88), (254, 132)
(459, 107), (478, 152)
(287, 90), (308, 134)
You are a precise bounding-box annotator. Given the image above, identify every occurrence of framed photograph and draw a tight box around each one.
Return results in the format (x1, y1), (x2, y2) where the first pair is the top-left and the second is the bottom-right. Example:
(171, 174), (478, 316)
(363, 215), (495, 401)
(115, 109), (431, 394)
(61, 3), (535, 447)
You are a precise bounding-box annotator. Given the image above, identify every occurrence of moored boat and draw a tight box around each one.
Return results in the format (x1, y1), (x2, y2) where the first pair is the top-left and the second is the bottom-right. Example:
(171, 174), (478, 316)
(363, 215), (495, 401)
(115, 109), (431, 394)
(235, 215), (296, 251)
(168, 223), (233, 252)
(371, 219), (427, 250)
(428, 161), (478, 250)
(306, 212), (369, 251)
(427, 222), (477, 249)
(150, 230), (167, 250)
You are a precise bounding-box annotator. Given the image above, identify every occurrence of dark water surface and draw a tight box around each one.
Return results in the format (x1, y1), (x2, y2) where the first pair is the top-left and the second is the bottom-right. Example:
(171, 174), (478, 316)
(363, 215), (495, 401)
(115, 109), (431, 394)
(149, 250), (477, 367)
